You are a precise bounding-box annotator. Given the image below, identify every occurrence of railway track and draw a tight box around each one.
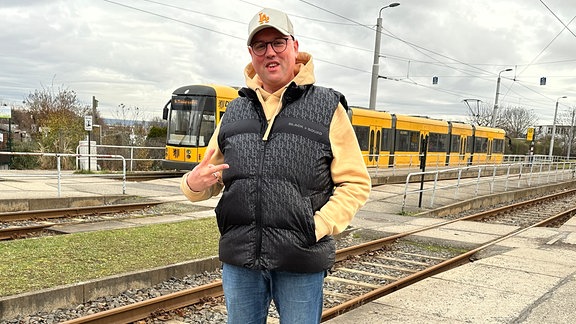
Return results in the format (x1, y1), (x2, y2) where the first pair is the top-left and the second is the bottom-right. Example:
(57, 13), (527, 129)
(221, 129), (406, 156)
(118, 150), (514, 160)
(446, 188), (576, 227)
(56, 188), (576, 323)
(0, 202), (161, 240)
(59, 238), (464, 324)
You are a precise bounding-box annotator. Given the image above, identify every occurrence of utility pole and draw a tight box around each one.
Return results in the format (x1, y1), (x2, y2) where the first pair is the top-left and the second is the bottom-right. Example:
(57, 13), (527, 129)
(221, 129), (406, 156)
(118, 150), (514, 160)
(491, 68), (512, 127)
(567, 108), (576, 159)
(368, 3), (400, 110)
(549, 96), (567, 158)
(92, 96), (98, 116)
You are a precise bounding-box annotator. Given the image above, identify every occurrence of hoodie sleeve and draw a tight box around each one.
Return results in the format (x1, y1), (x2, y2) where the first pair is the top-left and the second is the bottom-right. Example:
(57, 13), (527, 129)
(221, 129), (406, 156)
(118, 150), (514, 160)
(313, 103), (372, 241)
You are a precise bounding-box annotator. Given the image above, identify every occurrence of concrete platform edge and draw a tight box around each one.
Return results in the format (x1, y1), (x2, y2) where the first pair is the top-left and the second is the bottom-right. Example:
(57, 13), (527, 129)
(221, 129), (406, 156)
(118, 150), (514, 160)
(0, 195), (131, 213)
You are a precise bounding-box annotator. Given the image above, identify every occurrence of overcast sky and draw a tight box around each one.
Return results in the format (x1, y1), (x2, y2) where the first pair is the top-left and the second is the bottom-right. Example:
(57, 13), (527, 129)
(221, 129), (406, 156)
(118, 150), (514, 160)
(1, 0), (575, 125)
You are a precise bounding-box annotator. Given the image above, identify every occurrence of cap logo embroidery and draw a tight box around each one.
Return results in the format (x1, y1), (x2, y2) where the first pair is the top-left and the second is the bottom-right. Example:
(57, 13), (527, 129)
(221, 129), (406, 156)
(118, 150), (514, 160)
(258, 12), (270, 25)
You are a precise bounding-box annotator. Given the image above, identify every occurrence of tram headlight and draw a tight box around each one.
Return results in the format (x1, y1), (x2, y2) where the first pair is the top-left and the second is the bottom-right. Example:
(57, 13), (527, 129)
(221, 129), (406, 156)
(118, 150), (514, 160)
(186, 149), (191, 159)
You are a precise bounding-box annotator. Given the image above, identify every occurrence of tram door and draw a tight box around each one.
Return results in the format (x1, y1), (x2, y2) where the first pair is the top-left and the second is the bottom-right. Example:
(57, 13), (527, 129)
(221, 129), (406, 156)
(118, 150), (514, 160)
(487, 139), (493, 161)
(459, 135), (467, 161)
(366, 126), (381, 167)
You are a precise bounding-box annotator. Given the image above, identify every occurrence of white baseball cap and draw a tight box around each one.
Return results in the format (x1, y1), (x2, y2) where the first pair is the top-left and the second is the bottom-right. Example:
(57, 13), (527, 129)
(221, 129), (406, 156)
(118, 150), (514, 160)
(247, 8), (294, 46)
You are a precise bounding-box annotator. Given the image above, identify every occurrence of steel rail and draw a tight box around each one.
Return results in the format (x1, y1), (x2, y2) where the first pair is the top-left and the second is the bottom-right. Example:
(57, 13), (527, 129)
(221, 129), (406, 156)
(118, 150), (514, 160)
(0, 224), (54, 240)
(0, 201), (162, 222)
(105, 171), (186, 181)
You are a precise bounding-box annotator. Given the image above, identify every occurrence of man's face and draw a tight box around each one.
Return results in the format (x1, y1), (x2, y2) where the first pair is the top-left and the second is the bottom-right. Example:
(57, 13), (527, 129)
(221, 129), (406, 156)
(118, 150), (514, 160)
(248, 28), (299, 93)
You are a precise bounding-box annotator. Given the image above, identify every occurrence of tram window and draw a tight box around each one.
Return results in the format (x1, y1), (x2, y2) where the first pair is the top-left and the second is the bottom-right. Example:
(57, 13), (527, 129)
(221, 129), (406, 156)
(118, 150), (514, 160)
(439, 134), (448, 152)
(411, 132), (420, 151)
(493, 139), (504, 153)
(167, 95), (217, 146)
(428, 133), (448, 152)
(169, 97), (197, 145)
(198, 97), (217, 146)
(353, 125), (370, 151)
(172, 110), (189, 136)
(396, 130), (408, 151)
(169, 109), (198, 144)
(450, 135), (460, 152)
(395, 130), (419, 151)
(381, 128), (392, 151)
(467, 136), (474, 153)
(475, 137), (488, 153)
(428, 133), (437, 152)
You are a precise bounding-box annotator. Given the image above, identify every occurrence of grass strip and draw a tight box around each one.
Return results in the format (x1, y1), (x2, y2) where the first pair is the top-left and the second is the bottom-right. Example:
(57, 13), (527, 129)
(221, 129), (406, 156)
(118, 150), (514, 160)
(0, 218), (219, 297)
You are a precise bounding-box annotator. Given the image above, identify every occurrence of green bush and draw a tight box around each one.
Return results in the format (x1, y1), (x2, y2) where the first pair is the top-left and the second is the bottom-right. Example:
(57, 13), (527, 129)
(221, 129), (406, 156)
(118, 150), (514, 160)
(9, 141), (40, 169)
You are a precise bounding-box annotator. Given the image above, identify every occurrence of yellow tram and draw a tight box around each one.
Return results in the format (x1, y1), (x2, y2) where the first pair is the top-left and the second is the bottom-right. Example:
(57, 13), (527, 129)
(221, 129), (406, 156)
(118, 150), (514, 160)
(162, 85), (506, 170)
(162, 84), (236, 170)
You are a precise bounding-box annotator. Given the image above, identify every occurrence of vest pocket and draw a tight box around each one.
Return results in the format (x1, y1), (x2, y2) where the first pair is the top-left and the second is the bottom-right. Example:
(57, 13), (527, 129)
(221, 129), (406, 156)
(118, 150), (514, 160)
(302, 200), (317, 246)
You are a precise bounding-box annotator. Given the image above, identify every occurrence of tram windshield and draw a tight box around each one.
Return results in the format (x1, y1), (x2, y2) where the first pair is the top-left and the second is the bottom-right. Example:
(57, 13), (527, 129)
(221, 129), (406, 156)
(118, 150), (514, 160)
(167, 96), (216, 147)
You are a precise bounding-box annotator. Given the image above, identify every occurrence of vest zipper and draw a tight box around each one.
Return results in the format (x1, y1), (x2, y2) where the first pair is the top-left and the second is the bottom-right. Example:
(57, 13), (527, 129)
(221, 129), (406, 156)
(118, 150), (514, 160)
(254, 100), (268, 269)
(254, 141), (267, 268)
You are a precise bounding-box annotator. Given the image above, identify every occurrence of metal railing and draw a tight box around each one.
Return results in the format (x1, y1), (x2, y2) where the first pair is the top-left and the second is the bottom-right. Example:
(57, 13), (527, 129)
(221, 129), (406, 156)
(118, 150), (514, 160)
(367, 152), (573, 173)
(0, 152), (127, 197)
(400, 160), (576, 213)
(75, 143), (164, 172)
(2, 149), (574, 202)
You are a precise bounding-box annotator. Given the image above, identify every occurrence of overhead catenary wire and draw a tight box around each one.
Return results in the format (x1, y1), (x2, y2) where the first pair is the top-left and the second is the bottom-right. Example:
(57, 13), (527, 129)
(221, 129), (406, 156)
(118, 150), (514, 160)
(101, 0), (574, 114)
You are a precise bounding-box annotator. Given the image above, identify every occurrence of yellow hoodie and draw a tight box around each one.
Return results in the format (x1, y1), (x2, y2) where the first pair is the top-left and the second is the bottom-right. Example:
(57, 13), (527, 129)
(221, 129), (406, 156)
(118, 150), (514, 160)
(181, 52), (371, 241)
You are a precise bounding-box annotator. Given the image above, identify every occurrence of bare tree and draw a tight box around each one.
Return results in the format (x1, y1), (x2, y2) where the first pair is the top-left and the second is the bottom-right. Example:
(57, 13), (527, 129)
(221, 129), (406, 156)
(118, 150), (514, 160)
(498, 106), (538, 138)
(465, 101), (493, 126)
(105, 103), (146, 146)
(97, 103), (150, 170)
(23, 84), (91, 168)
(25, 84), (90, 123)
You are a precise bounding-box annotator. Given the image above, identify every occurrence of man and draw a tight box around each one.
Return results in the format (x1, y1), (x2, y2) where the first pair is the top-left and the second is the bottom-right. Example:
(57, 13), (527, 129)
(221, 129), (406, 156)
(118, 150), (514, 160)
(181, 8), (371, 323)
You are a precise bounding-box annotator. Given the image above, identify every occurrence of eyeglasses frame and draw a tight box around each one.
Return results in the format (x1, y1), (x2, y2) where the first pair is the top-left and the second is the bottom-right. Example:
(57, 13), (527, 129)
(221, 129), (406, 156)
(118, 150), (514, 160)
(249, 37), (292, 56)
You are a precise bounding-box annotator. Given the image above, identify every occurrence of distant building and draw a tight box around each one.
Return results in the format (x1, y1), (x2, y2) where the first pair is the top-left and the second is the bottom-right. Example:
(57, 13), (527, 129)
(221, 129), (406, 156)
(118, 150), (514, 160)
(0, 123), (30, 150)
(536, 124), (574, 139)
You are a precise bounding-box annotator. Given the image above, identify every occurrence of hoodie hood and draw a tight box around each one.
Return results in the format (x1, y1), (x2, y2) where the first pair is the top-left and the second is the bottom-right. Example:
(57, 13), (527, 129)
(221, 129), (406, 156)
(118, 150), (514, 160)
(244, 52), (316, 92)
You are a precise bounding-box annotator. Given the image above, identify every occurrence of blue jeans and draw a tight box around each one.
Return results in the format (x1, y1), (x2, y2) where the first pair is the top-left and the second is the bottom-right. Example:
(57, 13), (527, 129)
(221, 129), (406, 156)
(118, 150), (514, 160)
(221, 263), (325, 324)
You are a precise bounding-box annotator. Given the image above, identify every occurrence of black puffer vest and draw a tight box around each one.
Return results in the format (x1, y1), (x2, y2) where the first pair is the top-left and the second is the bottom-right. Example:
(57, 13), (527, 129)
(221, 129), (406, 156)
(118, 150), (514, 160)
(216, 83), (347, 273)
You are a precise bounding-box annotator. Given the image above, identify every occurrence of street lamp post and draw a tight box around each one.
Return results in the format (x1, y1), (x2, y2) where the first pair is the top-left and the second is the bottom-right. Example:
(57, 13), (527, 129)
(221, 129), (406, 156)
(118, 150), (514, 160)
(549, 96), (567, 158)
(567, 108), (575, 160)
(491, 68), (513, 127)
(369, 2), (400, 110)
